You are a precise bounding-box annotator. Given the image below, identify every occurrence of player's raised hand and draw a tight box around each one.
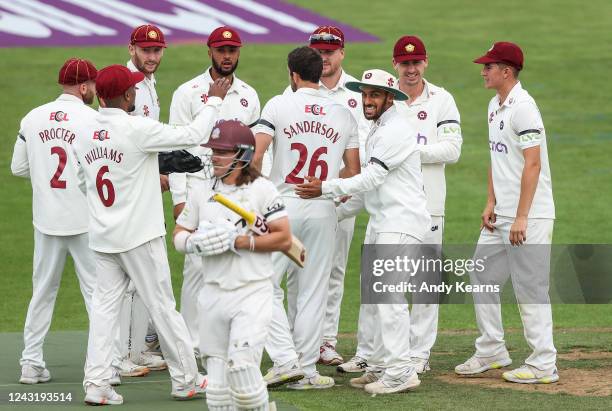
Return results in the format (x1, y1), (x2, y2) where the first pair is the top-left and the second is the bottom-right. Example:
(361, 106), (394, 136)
(295, 176), (323, 198)
(208, 77), (231, 99)
(480, 202), (496, 232)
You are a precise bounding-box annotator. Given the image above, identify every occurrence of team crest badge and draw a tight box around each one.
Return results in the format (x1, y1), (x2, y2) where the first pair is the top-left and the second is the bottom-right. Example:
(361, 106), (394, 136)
(405, 43), (415, 52)
(93, 130), (109, 141)
(387, 77), (395, 87)
(201, 93), (208, 103)
(500, 120), (504, 130)
(364, 72), (372, 79)
(417, 110), (427, 120)
(148, 30), (157, 39)
(348, 98), (357, 108)
(211, 127), (221, 139)
(240, 98), (248, 107)
(222, 30), (232, 39)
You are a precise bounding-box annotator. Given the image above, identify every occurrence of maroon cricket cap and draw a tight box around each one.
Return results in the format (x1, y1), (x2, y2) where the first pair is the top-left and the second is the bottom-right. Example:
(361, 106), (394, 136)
(474, 42), (524, 70)
(393, 35), (427, 62)
(130, 24), (166, 48)
(58, 58), (97, 85)
(309, 26), (344, 50)
(95, 65), (145, 99)
(207, 26), (242, 48)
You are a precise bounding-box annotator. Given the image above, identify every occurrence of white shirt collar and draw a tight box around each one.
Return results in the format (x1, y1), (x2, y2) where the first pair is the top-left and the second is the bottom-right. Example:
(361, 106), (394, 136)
(376, 104), (398, 126)
(320, 69), (349, 93)
(98, 107), (128, 116)
(202, 67), (243, 94)
(295, 87), (321, 96)
(496, 81), (523, 108)
(56, 93), (84, 104)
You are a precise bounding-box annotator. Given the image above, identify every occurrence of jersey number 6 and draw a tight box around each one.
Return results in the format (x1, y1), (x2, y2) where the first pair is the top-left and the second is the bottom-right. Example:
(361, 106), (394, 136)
(96, 166), (115, 207)
(285, 143), (328, 184)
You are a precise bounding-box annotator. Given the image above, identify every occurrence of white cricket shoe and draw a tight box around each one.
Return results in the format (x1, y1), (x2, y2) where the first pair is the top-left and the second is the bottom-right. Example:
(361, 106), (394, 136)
(109, 369), (121, 386)
(411, 358), (431, 374)
(502, 364), (559, 384)
(171, 386), (197, 400)
(19, 365), (51, 384)
(287, 373), (335, 390)
(364, 372), (420, 394)
(349, 371), (381, 389)
(337, 356), (368, 373)
(319, 342), (344, 366)
(84, 384), (123, 405)
(118, 358), (150, 377)
(455, 352), (512, 375)
(263, 359), (305, 388)
(137, 352), (167, 371)
(144, 335), (163, 357)
(195, 373), (208, 394)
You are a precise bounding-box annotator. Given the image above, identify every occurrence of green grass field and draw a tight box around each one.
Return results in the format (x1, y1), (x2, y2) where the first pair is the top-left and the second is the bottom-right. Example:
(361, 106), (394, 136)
(1, 0), (611, 409)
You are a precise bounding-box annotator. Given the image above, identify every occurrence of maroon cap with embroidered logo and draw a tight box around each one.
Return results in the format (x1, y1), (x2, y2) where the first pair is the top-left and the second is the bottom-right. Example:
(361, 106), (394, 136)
(96, 65), (145, 100)
(474, 42), (524, 70)
(393, 35), (427, 62)
(130, 24), (166, 48)
(207, 26), (242, 48)
(309, 26), (344, 50)
(58, 58), (97, 85)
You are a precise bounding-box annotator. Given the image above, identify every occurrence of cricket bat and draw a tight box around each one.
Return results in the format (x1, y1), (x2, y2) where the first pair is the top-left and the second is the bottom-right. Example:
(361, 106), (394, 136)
(212, 193), (306, 268)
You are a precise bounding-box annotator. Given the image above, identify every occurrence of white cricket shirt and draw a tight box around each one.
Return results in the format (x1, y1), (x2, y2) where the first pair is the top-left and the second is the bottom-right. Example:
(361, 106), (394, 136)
(127, 60), (160, 121)
(253, 87), (359, 199)
(176, 177), (287, 290)
(168, 68), (261, 205)
(283, 69), (370, 158)
(11, 94), (96, 235)
(72, 97), (221, 253)
(324, 105), (431, 240)
(487, 82), (554, 219)
(394, 79), (462, 216)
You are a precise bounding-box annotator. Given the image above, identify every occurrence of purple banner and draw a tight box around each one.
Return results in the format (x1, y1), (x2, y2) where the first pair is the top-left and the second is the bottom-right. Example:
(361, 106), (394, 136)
(0, 0), (377, 48)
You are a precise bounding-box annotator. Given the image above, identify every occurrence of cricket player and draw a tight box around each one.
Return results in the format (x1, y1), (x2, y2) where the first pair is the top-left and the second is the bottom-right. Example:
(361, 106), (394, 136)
(168, 26), (261, 357)
(10, 58), (98, 385)
(300, 25), (369, 367)
(393, 35), (462, 373)
(253, 46), (360, 389)
(74, 64), (230, 405)
(174, 120), (290, 411)
(455, 42), (558, 384)
(296, 69), (431, 394)
(112, 24), (168, 379)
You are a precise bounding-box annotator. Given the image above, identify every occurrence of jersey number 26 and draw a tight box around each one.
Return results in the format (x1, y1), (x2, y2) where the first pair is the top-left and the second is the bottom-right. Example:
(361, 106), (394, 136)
(285, 143), (328, 184)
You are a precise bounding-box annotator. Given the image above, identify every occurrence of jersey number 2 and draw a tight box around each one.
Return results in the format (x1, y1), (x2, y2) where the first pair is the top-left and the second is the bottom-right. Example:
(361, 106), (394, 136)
(96, 166), (115, 207)
(285, 143), (328, 184)
(50, 146), (67, 189)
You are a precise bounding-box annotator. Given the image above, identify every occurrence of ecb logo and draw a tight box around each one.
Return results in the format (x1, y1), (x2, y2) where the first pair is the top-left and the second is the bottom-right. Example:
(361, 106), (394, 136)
(305, 104), (326, 116)
(49, 111), (69, 122)
(93, 130), (109, 141)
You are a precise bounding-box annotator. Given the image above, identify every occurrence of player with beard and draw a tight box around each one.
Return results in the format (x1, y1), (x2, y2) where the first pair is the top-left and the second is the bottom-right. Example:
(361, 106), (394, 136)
(168, 26), (261, 362)
(110, 24), (169, 382)
(11, 58), (99, 386)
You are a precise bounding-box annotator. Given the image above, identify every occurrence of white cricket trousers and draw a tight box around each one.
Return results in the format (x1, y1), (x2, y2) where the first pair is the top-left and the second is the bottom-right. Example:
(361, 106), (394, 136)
(322, 216), (355, 347)
(355, 217), (443, 362)
(410, 216), (443, 360)
(179, 253), (203, 355)
(21, 229), (96, 369)
(470, 217), (557, 371)
(265, 198), (337, 378)
(83, 237), (198, 391)
(361, 230), (417, 380)
(114, 283), (150, 364)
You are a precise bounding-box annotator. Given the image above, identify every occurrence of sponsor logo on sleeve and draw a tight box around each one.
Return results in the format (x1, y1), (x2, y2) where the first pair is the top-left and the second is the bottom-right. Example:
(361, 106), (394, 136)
(489, 140), (508, 154)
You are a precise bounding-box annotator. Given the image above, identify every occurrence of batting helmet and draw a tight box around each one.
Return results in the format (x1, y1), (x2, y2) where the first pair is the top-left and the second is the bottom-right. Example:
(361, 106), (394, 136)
(202, 120), (256, 164)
